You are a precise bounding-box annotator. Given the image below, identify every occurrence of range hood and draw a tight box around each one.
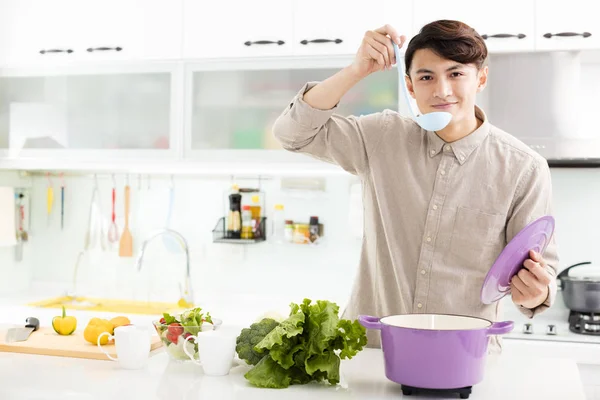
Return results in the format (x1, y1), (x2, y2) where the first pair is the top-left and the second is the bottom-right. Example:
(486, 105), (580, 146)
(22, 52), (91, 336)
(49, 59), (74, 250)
(485, 51), (600, 167)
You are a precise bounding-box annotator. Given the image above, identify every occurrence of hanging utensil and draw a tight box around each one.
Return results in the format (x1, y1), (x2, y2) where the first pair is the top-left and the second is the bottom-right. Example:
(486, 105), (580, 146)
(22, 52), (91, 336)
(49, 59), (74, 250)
(14, 198), (26, 262)
(84, 175), (107, 252)
(119, 180), (133, 257)
(60, 173), (65, 230)
(163, 175), (182, 253)
(108, 175), (119, 243)
(46, 172), (53, 226)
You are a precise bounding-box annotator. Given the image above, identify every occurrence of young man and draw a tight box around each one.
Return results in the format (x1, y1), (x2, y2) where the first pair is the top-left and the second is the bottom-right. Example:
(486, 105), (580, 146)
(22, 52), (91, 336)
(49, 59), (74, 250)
(272, 20), (558, 353)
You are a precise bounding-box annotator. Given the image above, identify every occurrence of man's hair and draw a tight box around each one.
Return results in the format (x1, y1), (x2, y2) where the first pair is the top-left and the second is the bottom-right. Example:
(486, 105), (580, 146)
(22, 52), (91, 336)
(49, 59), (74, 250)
(404, 20), (488, 74)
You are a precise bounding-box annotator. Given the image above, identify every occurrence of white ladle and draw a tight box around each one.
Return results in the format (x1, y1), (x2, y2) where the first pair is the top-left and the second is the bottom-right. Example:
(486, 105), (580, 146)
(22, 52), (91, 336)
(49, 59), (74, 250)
(393, 42), (452, 132)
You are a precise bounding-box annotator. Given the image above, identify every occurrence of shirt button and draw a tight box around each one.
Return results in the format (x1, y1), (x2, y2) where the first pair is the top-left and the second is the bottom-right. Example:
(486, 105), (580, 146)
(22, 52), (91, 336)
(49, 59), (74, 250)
(421, 270), (426, 275)
(430, 150), (435, 155)
(444, 145), (451, 152)
(432, 205), (438, 210)
(426, 237), (432, 242)
(440, 170), (446, 175)
(460, 156), (465, 161)
(417, 303), (423, 309)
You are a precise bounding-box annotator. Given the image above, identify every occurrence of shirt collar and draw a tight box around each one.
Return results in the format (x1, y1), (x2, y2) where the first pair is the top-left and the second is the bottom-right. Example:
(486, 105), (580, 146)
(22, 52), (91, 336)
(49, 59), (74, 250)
(426, 106), (491, 165)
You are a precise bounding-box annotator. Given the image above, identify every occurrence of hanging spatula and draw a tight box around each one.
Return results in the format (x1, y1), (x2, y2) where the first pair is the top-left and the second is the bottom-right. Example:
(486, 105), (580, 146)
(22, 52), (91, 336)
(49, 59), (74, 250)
(118, 185), (133, 257)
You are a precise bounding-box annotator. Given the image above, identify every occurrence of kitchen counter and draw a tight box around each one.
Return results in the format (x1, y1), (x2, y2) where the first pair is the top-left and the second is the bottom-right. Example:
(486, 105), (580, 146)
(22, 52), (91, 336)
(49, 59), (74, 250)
(0, 284), (592, 399)
(0, 347), (586, 400)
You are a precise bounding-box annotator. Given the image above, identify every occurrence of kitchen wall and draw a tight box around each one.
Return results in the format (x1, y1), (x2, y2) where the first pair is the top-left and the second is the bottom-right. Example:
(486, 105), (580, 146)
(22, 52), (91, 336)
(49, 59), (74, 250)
(0, 170), (364, 316)
(1, 53), (599, 319)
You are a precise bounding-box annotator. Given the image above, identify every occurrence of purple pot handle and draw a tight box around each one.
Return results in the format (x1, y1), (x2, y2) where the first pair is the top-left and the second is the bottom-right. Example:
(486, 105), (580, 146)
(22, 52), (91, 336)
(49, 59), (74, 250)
(358, 315), (382, 330)
(486, 320), (514, 336)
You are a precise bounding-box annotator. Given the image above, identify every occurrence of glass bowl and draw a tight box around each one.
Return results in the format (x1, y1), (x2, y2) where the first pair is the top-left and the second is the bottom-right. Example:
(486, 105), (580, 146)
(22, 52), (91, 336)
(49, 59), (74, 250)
(153, 318), (223, 362)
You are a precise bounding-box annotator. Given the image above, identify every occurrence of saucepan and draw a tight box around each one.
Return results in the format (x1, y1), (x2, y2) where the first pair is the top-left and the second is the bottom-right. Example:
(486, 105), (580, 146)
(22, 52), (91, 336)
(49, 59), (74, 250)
(359, 313), (513, 389)
(557, 261), (600, 312)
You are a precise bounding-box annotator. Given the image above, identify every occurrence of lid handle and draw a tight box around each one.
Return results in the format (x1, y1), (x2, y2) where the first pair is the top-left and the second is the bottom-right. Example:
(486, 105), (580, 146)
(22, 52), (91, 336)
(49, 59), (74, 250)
(557, 261), (592, 281)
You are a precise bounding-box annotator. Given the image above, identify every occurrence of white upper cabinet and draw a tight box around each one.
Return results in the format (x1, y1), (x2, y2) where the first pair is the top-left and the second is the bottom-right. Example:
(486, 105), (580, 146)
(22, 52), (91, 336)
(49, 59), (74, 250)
(0, 0), (78, 66)
(0, 0), (182, 67)
(534, 0), (600, 51)
(74, 0), (183, 62)
(183, 0), (294, 59)
(292, 0), (413, 56)
(413, 0), (536, 53)
(2, 0), (599, 68)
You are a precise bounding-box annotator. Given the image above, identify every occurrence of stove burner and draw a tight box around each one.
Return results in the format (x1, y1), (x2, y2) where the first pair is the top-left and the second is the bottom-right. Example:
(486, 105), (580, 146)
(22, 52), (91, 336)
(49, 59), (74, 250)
(568, 311), (600, 335)
(400, 384), (472, 399)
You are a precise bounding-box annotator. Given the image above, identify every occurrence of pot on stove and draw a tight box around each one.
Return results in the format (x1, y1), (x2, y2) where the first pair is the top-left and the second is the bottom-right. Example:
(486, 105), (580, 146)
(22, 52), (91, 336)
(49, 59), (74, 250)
(557, 261), (600, 313)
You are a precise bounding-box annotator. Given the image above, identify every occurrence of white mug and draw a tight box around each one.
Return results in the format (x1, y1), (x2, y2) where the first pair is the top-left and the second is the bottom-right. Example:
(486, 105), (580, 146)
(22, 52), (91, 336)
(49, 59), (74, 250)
(97, 325), (151, 369)
(184, 329), (237, 376)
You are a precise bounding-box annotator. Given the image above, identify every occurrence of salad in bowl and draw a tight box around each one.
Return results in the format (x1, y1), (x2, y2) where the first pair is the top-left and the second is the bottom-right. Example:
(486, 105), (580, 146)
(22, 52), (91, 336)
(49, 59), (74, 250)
(153, 307), (222, 362)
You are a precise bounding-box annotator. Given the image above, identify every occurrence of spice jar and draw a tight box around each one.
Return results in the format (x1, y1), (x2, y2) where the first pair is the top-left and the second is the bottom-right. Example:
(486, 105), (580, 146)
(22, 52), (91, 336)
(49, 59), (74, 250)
(293, 223), (310, 244)
(284, 220), (294, 243)
(241, 205), (253, 239)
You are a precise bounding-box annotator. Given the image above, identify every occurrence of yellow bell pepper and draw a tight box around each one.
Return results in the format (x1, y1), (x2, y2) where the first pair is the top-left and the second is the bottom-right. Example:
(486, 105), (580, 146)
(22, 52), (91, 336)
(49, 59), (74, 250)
(84, 318), (114, 345)
(52, 306), (77, 336)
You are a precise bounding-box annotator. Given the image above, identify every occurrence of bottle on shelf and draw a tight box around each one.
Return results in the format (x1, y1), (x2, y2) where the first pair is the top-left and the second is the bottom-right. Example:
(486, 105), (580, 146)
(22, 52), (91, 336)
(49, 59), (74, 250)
(309, 216), (320, 243)
(250, 195), (262, 238)
(284, 220), (294, 243)
(271, 204), (286, 244)
(227, 184), (242, 239)
(241, 205), (254, 239)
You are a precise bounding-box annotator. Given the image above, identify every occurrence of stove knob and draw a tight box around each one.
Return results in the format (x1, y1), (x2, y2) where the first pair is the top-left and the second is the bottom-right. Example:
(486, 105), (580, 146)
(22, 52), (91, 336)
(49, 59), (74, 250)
(546, 324), (557, 335)
(523, 323), (533, 334)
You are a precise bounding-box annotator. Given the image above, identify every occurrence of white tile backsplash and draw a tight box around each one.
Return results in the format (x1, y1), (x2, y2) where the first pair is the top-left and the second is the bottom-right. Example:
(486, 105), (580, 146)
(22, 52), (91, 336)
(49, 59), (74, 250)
(0, 172), (362, 309)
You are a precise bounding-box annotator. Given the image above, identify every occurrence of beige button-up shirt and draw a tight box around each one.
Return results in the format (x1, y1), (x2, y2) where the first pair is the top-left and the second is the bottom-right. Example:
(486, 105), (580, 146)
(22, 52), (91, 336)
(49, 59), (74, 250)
(273, 82), (559, 354)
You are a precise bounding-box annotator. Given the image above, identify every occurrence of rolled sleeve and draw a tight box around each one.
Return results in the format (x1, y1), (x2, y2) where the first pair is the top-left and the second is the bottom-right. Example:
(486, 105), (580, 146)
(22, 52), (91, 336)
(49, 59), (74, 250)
(272, 81), (390, 176)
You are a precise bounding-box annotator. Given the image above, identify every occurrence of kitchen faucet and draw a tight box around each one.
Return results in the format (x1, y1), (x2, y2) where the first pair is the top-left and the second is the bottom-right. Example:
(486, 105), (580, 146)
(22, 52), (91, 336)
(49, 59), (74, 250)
(135, 228), (194, 306)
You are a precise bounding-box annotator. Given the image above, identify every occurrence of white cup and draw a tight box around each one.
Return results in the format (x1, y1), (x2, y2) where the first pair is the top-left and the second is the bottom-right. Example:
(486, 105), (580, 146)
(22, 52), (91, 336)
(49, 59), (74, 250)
(184, 329), (237, 376)
(97, 325), (151, 369)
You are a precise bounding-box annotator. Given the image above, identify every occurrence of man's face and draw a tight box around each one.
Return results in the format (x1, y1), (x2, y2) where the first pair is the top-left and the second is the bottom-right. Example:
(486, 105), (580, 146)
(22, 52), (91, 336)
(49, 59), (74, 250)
(406, 48), (488, 128)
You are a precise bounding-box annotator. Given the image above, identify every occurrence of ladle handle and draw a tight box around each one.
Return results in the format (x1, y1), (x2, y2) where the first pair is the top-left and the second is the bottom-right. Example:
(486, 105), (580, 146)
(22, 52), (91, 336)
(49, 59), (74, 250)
(393, 43), (418, 119)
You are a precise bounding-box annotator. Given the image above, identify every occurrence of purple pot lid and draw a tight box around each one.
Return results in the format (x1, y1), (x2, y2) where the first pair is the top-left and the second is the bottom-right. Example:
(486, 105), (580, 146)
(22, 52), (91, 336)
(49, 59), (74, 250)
(480, 215), (555, 304)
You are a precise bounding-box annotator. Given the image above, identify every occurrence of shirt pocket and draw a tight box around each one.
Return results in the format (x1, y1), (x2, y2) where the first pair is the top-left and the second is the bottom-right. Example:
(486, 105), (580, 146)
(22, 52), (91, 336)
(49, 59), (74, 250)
(444, 206), (504, 272)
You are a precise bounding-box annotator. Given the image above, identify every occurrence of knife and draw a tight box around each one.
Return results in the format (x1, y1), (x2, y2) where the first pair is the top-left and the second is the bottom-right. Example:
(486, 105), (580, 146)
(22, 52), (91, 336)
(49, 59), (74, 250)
(5, 317), (40, 343)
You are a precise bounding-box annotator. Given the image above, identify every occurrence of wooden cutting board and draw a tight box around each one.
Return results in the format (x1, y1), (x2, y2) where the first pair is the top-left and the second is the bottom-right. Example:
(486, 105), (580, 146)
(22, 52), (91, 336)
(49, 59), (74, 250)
(0, 328), (163, 360)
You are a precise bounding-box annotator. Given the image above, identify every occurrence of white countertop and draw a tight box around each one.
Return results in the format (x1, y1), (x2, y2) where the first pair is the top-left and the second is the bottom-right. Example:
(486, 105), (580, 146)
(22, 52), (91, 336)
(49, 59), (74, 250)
(0, 283), (592, 399)
(0, 347), (586, 400)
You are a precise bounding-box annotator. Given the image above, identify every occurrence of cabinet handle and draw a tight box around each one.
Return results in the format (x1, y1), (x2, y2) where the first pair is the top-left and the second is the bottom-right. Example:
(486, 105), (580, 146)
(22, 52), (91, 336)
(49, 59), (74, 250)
(300, 38), (343, 45)
(543, 32), (592, 38)
(244, 40), (285, 46)
(39, 49), (74, 54)
(481, 33), (526, 39)
(86, 47), (123, 52)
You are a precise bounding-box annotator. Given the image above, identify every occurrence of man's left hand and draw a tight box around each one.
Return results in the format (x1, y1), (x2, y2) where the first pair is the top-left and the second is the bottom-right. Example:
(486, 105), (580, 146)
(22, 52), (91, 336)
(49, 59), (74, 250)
(510, 250), (552, 309)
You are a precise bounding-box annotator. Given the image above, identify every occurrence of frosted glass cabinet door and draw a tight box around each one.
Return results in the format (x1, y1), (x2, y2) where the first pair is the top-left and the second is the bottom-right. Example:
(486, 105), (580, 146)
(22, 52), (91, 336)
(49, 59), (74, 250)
(187, 67), (398, 157)
(0, 72), (174, 156)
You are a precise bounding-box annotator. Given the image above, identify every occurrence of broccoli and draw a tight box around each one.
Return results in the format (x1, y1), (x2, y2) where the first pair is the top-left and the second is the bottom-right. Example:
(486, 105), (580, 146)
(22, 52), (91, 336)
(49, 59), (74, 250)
(236, 318), (280, 366)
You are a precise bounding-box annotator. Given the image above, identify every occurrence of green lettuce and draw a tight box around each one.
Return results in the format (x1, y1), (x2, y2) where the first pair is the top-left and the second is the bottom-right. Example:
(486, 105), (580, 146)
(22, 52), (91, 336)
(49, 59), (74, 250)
(242, 298), (367, 389)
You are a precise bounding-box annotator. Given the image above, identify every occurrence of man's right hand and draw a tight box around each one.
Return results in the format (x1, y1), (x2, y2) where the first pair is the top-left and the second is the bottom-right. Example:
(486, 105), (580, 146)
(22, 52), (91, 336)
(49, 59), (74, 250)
(351, 24), (406, 79)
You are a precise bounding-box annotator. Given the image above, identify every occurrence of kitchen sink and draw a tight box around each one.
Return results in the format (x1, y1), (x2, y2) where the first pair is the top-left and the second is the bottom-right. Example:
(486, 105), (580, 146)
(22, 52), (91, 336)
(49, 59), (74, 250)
(27, 296), (190, 316)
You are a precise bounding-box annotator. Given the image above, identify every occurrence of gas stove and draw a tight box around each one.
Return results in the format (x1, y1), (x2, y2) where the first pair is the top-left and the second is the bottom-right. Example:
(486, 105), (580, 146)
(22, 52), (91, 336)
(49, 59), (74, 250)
(501, 298), (600, 345)
(569, 311), (600, 335)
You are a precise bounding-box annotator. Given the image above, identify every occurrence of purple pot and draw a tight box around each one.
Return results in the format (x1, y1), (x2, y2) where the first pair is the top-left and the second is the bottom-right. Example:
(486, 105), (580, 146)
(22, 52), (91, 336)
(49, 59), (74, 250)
(359, 314), (514, 389)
